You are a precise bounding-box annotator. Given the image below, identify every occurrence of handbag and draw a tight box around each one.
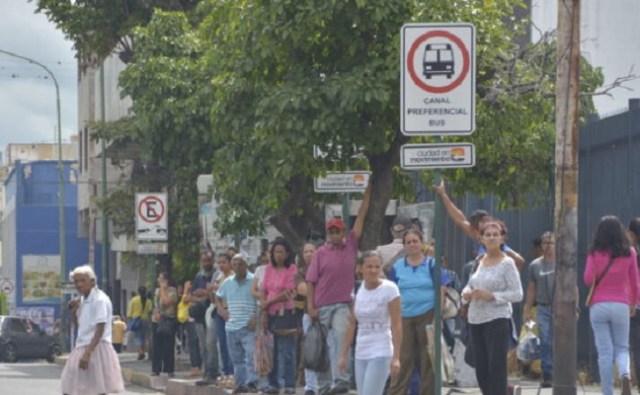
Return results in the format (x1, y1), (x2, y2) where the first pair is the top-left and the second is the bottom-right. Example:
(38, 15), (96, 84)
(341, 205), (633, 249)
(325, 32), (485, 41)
(268, 308), (298, 336)
(157, 315), (176, 335)
(585, 258), (614, 307)
(254, 329), (274, 375)
(443, 287), (461, 319)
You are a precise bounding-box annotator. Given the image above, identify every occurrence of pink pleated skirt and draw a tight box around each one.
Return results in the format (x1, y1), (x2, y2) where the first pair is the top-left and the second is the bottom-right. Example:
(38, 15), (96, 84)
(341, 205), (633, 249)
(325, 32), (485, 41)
(60, 341), (124, 395)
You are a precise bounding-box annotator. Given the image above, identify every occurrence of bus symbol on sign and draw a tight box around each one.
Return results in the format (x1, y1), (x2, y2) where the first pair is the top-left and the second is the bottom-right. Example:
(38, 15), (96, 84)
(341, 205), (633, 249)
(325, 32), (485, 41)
(423, 44), (454, 79)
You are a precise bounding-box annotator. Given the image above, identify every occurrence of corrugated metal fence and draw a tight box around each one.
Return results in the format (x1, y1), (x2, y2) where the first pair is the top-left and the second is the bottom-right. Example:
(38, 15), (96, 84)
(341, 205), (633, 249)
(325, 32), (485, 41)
(413, 98), (640, 378)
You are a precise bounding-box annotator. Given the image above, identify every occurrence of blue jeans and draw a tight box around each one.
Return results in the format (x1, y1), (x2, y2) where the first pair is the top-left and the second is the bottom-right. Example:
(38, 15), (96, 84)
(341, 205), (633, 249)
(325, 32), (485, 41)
(590, 302), (631, 395)
(268, 331), (297, 389)
(355, 357), (391, 395)
(316, 302), (351, 392)
(302, 314), (319, 392)
(536, 306), (553, 376)
(214, 313), (234, 375)
(227, 327), (258, 387)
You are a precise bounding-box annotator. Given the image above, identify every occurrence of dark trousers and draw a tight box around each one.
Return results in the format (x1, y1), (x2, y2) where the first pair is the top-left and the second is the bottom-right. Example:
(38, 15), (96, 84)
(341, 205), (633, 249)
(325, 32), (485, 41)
(186, 321), (202, 368)
(388, 309), (435, 395)
(630, 313), (640, 390)
(152, 323), (176, 374)
(470, 318), (510, 395)
(113, 343), (122, 353)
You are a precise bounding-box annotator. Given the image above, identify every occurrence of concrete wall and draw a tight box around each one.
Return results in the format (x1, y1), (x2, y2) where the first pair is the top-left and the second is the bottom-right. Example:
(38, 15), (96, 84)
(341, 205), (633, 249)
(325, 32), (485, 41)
(531, 0), (640, 116)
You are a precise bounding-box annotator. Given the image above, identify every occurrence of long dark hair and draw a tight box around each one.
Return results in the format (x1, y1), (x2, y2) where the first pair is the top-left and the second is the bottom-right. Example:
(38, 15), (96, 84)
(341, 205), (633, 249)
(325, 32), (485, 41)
(590, 215), (631, 259)
(270, 238), (295, 268)
(138, 286), (147, 307)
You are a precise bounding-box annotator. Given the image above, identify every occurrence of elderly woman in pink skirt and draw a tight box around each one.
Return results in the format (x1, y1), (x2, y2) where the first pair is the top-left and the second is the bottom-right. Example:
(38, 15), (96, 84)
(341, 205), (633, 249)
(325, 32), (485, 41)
(61, 265), (124, 395)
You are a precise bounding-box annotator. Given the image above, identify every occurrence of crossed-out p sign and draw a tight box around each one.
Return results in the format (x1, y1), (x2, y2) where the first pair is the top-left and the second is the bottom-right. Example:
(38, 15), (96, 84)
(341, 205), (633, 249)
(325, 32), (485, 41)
(401, 23), (476, 136)
(136, 193), (168, 241)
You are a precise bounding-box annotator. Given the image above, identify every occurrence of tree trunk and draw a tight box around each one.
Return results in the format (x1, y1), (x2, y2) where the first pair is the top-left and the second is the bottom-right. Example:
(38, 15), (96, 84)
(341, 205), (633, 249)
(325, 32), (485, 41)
(552, 1), (580, 394)
(360, 131), (408, 251)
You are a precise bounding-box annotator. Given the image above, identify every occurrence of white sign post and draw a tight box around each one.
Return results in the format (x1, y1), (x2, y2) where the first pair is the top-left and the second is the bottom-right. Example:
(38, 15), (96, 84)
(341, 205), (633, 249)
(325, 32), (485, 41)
(401, 143), (476, 170)
(401, 23), (476, 136)
(135, 193), (168, 241)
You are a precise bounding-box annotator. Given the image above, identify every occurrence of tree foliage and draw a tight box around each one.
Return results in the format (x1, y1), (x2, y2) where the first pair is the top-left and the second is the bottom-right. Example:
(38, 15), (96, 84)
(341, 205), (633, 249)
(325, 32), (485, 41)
(39, 0), (604, 254)
(32, 0), (200, 65)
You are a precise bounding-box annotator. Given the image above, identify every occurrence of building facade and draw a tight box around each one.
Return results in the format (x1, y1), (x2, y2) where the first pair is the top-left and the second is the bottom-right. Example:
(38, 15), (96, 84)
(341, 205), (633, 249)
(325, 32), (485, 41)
(0, 160), (99, 334)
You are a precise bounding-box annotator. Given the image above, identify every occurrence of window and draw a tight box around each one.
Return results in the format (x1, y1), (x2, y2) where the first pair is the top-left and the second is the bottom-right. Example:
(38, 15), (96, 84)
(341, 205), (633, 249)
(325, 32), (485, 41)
(10, 318), (27, 333)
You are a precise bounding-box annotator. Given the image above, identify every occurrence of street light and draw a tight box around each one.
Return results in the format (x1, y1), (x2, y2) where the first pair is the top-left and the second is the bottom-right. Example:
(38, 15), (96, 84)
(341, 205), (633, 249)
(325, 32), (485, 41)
(0, 49), (67, 352)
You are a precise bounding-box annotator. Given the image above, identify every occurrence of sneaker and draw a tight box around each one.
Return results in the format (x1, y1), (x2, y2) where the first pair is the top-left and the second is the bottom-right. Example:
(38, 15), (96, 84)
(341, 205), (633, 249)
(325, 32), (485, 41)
(233, 387), (249, 394)
(622, 375), (632, 395)
(195, 378), (217, 386)
(304, 391), (317, 395)
(246, 383), (259, 393)
(261, 387), (279, 394)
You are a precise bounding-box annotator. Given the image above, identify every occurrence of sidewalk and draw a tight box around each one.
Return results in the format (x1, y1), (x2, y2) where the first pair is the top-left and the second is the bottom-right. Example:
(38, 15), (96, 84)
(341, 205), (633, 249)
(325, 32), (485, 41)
(55, 352), (605, 395)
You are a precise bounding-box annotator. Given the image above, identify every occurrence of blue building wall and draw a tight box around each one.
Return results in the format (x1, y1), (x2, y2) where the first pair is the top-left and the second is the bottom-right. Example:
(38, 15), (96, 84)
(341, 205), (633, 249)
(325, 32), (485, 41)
(4, 160), (103, 328)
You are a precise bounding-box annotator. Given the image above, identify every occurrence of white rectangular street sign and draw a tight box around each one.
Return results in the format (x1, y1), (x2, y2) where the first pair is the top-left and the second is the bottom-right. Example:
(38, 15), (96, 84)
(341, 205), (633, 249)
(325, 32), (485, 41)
(401, 143), (476, 169)
(401, 23), (476, 135)
(314, 171), (371, 193)
(136, 242), (169, 255)
(135, 193), (168, 241)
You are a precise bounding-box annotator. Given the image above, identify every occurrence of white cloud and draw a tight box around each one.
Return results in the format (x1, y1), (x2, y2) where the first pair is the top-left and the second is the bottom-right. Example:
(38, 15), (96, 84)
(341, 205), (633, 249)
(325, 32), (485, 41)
(0, 0), (77, 155)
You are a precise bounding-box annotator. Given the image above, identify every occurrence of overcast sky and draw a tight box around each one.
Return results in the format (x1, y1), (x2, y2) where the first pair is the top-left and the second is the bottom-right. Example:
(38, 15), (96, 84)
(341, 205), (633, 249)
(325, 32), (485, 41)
(0, 0), (77, 158)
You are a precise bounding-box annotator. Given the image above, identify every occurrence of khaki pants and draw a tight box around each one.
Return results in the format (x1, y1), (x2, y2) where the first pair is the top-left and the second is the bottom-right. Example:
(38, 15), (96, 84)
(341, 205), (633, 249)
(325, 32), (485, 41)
(388, 309), (435, 395)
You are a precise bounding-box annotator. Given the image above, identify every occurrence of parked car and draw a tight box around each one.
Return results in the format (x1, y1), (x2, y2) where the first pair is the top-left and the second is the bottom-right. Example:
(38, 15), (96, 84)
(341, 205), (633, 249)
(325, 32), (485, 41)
(0, 316), (61, 363)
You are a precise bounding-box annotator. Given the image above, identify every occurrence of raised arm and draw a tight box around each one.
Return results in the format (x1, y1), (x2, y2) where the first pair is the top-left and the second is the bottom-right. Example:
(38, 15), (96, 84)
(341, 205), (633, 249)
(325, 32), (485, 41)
(433, 180), (475, 239)
(352, 180), (372, 240)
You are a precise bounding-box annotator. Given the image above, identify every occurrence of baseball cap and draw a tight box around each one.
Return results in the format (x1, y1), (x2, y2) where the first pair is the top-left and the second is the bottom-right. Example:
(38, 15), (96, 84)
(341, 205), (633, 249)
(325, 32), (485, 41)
(325, 218), (345, 231)
(391, 216), (413, 232)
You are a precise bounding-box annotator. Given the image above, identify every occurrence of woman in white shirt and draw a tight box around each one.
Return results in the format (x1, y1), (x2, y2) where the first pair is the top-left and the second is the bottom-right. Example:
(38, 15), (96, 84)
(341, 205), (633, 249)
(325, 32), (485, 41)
(462, 221), (523, 395)
(338, 251), (402, 395)
(60, 265), (124, 395)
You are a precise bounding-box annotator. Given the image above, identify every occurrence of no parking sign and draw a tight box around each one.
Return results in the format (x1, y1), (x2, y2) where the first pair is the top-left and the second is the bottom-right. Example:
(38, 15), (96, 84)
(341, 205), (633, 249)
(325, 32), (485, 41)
(136, 193), (168, 241)
(401, 23), (476, 135)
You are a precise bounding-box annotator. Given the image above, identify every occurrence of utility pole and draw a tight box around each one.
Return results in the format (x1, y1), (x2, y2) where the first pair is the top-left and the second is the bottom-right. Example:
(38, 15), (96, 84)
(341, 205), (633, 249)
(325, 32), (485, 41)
(553, 1), (580, 394)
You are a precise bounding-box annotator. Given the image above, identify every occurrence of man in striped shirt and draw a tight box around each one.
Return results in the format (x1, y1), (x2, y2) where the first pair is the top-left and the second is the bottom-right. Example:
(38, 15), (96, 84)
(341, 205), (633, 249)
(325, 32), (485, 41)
(216, 254), (258, 393)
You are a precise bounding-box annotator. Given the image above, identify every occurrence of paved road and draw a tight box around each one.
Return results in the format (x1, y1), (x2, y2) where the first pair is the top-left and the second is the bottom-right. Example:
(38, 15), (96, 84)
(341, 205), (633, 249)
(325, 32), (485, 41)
(0, 362), (162, 395)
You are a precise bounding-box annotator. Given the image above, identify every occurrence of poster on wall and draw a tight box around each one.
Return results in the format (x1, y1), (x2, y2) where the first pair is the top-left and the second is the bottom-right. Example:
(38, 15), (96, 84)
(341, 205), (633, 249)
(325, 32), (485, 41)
(22, 255), (61, 304)
(15, 306), (56, 335)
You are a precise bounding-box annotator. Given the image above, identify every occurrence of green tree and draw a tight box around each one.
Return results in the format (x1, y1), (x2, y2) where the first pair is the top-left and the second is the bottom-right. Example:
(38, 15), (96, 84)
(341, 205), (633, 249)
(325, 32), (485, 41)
(39, 0), (604, 254)
(200, 0), (602, 250)
(32, 0), (200, 65)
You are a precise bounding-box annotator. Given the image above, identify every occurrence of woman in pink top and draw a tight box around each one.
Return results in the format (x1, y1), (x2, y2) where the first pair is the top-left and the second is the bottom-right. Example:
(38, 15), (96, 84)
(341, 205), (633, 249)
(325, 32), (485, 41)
(261, 238), (298, 394)
(584, 216), (639, 395)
